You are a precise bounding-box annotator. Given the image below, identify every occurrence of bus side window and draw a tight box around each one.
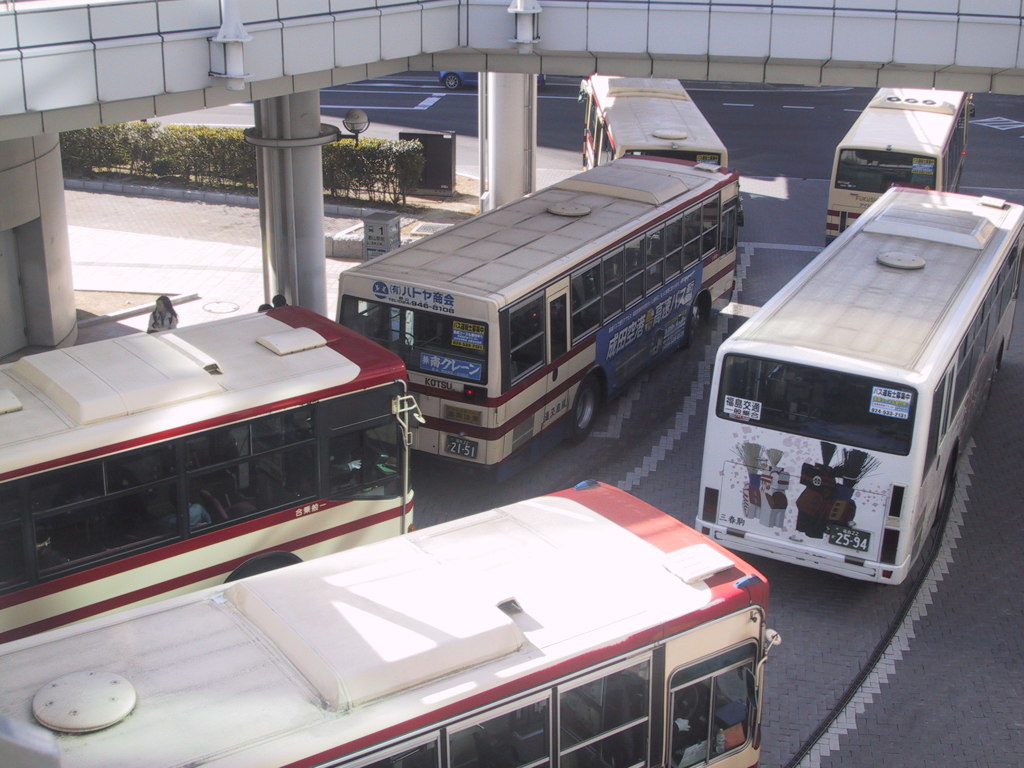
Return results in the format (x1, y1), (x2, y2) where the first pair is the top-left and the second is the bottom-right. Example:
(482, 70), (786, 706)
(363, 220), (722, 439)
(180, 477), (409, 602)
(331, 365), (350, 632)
(507, 294), (546, 382)
(448, 698), (549, 768)
(0, 481), (27, 589)
(669, 644), (756, 767)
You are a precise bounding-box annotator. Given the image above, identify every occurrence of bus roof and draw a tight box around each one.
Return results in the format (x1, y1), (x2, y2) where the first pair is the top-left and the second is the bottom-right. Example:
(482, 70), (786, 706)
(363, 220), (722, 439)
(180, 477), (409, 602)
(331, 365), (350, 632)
(0, 483), (763, 768)
(836, 87), (969, 156)
(588, 75), (727, 157)
(0, 306), (405, 480)
(732, 187), (1024, 376)
(342, 157), (738, 304)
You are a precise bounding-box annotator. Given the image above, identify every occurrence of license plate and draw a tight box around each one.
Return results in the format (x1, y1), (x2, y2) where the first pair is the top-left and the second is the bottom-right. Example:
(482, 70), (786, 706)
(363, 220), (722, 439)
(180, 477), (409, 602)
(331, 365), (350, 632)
(445, 435), (479, 459)
(826, 524), (871, 553)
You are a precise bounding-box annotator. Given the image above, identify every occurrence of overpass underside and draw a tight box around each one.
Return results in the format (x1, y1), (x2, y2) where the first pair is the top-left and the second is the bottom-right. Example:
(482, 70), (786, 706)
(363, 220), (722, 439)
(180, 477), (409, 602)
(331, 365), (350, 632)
(1, 0), (1022, 356)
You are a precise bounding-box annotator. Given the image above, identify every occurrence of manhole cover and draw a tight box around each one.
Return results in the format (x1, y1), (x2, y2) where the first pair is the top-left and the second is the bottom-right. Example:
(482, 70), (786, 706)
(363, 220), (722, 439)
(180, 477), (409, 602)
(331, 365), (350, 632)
(410, 222), (451, 236)
(203, 301), (240, 314)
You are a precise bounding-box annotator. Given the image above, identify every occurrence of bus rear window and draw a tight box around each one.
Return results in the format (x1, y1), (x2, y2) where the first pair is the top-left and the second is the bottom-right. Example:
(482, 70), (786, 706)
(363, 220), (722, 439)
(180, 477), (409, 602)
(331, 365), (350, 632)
(341, 296), (487, 384)
(835, 148), (936, 193)
(716, 355), (915, 455)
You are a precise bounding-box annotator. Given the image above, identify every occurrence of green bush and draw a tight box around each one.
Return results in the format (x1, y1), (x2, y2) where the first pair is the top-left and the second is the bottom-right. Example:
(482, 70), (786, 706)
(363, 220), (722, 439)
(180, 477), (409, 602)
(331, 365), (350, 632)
(61, 122), (424, 204)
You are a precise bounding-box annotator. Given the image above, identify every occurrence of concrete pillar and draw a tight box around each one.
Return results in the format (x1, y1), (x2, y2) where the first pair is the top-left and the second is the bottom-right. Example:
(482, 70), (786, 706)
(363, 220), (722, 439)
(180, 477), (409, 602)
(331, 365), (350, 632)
(0, 135), (76, 358)
(245, 91), (339, 316)
(480, 73), (538, 211)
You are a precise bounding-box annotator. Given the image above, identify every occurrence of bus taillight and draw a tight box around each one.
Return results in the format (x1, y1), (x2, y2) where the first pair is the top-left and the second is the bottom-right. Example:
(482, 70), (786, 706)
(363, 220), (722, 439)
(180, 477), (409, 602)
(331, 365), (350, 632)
(702, 487), (719, 522)
(462, 384), (486, 403)
(881, 528), (900, 564)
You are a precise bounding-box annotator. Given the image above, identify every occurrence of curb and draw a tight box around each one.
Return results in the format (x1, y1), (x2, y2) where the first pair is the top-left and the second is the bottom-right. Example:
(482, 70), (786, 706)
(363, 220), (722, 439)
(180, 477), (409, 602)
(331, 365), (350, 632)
(64, 178), (387, 220)
(78, 292), (200, 327)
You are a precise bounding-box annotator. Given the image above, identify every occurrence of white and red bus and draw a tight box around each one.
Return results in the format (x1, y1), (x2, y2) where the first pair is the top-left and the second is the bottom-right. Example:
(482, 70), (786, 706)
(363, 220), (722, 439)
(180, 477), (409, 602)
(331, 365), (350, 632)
(826, 87), (972, 242)
(338, 157), (741, 476)
(0, 305), (421, 643)
(581, 75), (730, 169)
(0, 481), (778, 768)
(701, 187), (1023, 583)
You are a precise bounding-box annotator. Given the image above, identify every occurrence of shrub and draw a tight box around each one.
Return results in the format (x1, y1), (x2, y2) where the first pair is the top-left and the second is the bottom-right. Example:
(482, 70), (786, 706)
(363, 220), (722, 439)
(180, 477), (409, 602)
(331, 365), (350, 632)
(61, 122), (424, 204)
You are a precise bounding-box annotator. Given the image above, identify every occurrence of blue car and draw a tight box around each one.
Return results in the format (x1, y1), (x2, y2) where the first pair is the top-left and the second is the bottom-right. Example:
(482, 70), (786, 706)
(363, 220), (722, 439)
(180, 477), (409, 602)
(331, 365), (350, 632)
(438, 71), (545, 90)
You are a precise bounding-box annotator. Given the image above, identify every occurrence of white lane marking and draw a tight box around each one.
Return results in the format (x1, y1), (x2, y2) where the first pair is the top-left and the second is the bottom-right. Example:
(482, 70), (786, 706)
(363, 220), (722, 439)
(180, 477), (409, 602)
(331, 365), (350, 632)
(723, 103), (755, 108)
(796, 441), (975, 768)
(783, 105), (815, 109)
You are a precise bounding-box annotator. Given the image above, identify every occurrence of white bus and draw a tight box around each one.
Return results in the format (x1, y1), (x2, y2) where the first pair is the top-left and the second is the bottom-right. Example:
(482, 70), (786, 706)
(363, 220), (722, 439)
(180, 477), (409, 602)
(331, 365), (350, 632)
(0, 481), (778, 768)
(826, 87), (972, 242)
(338, 156), (742, 476)
(700, 187), (1024, 584)
(581, 75), (730, 169)
(0, 306), (421, 644)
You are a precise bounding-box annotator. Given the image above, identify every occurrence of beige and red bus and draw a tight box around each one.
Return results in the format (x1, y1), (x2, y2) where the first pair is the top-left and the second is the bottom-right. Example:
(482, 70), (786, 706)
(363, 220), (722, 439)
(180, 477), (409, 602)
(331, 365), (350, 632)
(0, 306), (420, 643)
(0, 481), (778, 768)
(826, 87), (972, 242)
(581, 75), (730, 169)
(338, 156), (741, 477)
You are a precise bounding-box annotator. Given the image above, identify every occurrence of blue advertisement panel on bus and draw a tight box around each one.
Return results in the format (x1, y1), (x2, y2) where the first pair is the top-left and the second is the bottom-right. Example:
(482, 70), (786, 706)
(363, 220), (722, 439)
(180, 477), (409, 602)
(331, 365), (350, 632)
(595, 265), (700, 394)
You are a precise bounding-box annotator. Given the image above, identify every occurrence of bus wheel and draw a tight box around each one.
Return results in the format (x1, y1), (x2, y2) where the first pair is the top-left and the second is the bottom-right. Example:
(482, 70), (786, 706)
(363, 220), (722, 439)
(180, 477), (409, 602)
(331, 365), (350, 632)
(226, 551), (302, 582)
(937, 448), (959, 520)
(568, 376), (601, 443)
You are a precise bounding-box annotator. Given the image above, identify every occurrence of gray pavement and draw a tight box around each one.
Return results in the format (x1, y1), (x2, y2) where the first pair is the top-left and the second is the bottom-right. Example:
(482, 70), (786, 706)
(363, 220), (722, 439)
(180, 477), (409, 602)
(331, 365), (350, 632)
(65, 187), (381, 344)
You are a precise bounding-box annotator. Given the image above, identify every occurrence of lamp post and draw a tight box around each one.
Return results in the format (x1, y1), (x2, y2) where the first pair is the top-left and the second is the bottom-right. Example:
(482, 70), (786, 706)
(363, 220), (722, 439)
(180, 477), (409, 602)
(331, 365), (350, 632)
(342, 109), (370, 145)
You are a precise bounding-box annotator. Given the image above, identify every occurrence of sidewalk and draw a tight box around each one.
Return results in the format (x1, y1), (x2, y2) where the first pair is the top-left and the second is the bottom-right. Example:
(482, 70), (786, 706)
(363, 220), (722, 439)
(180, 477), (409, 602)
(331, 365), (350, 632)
(63, 179), (482, 347)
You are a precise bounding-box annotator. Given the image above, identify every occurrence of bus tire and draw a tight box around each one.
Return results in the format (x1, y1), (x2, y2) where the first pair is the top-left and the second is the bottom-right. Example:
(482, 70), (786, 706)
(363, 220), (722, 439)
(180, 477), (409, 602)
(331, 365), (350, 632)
(568, 376), (601, 443)
(226, 551), (302, 582)
(937, 447), (959, 521)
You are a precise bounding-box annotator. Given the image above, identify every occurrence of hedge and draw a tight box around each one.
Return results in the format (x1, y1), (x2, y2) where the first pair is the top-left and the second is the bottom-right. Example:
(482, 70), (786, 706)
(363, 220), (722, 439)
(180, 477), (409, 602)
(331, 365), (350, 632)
(60, 122), (427, 205)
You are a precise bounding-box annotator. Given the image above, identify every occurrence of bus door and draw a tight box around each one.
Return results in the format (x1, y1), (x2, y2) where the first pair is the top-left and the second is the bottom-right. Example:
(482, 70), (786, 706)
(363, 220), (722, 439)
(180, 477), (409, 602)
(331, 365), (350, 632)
(544, 282), (572, 429)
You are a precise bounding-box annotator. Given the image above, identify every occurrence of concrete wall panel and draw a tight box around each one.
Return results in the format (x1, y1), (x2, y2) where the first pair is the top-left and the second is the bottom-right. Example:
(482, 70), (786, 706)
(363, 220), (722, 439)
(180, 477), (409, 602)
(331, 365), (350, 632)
(96, 37), (165, 102)
(466, 5), (514, 51)
(956, 18), (1021, 69)
(283, 18), (335, 75)
(897, 0), (958, 11)
(832, 13), (894, 64)
(588, 6), (653, 55)
(421, 6), (461, 54)
(709, 8), (771, 58)
(0, 53), (25, 115)
(894, 15), (957, 67)
(157, 0), (221, 34)
(770, 10), (832, 61)
(0, 12), (18, 49)
(649, 7), (709, 56)
(537, 6), (589, 54)
(89, 2), (159, 39)
(381, 9), (425, 60)
(100, 97), (158, 126)
(242, 0), (280, 24)
(23, 45), (97, 112)
(959, 0), (1020, 13)
(334, 14), (382, 68)
(15, 8), (90, 48)
(164, 33), (215, 93)
(245, 24), (287, 82)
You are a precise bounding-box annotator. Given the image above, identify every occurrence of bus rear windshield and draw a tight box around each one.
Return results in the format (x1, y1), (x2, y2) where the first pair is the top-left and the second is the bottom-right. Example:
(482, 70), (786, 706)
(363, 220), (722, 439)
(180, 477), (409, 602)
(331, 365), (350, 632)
(834, 148), (937, 193)
(341, 296), (488, 384)
(625, 149), (723, 165)
(716, 355), (915, 455)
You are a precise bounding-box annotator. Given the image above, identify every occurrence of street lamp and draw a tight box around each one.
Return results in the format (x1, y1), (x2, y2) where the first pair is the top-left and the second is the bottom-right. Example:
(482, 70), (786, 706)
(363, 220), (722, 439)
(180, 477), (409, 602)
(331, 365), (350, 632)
(342, 109), (370, 145)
